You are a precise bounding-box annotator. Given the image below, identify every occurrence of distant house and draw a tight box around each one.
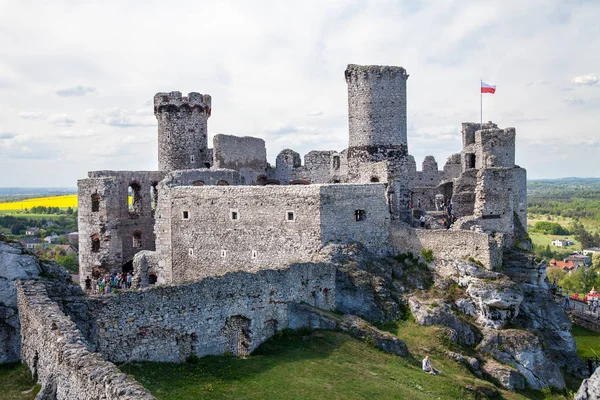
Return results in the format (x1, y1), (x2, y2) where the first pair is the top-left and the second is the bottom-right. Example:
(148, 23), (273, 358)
(20, 237), (43, 249)
(53, 244), (78, 256)
(549, 258), (577, 272)
(552, 239), (574, 247)
(65, 232), (79, 243)
(25, 227), (40, 236)
(564, 255), (591, 267)
(44, 234), (60, 244)
(583, 248), (600, 256)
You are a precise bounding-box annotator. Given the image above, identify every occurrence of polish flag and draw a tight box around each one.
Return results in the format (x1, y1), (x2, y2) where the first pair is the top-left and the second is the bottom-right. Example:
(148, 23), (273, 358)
(481, 82), (496, 94)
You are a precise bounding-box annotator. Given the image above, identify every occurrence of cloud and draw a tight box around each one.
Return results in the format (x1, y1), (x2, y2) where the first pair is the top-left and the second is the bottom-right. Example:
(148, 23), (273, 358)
(0, 132), (16, 139)
(55, 85), (96, 97)
(18, 112), (46, 120)
(571, 73), (598, 86)
(308, 110), (323, 116)
(48, 113), (76, 126)
(564, 97), (585, 105)
(55, 129), (95, 138)
(87, 107), (156, 127)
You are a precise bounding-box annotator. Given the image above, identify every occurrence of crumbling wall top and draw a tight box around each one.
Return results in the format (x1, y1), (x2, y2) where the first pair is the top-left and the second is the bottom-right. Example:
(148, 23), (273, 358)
(345, 64), (409, 82)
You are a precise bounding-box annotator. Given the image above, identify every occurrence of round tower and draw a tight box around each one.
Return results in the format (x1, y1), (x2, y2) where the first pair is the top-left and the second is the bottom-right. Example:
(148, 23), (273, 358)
(154, 91), (211, 172)
(345, 64), (409, 149)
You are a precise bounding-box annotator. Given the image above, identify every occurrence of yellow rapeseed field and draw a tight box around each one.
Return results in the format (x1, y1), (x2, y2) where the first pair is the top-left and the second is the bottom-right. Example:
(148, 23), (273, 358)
(0, 194), (78, 211)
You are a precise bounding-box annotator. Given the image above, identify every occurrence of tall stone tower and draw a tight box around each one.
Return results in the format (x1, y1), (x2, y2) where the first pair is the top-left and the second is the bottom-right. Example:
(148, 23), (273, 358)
(345, 64), (409, 151)
(345, 64), (412, 221)
(154, 91), (212, 172)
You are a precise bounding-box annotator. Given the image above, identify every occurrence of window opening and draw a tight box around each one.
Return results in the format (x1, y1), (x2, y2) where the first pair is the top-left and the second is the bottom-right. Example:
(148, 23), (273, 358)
(252, 250), (258, 259)
(91, 193), (101, 212)
(182, 210), (189, 220)
(286, 211), (295, 221)
(230, 209), (239, 221)
(217, 180), (229, 186)
(332, 155), (340, 170)
(133, 231), (142, 248)
(150, 183), (158, 211)
(128, 182), (142, 214)
(91, 236), (100, 253)
(354, 209), (367, 222)
(188, 248), (194, 256)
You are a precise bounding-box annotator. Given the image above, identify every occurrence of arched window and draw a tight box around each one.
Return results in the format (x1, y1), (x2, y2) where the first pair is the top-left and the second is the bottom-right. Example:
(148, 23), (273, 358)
(217, 180), (229, 186)
(128, 182), (142, 215)
(192, 180), (205, 186)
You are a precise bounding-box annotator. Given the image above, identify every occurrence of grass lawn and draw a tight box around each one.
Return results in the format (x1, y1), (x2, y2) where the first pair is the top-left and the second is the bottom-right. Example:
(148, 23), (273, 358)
(0, 363), (39, 399)
(572, 324), (600, 360)
(528, 232), (581, 251)
(121, 324), (574, 400)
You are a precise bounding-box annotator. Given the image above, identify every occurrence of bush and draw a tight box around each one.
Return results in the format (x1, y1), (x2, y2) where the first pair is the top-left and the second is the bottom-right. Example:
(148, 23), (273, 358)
(529, 221), (570, 235)
(421, 249), (434, 263)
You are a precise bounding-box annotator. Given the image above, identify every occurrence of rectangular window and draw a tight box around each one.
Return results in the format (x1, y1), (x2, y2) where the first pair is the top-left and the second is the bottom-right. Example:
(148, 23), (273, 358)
(182, 211), (189, 220)
(252, 250), (258, 259)
(230, 209), (239, 221)
(354, 209), (367, 222)
(190, 155), (195, 163)
(286, 211), (296, 221)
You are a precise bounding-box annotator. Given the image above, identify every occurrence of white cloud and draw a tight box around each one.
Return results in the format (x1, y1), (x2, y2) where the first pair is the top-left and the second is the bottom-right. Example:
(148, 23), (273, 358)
(48, 113), (76, 126)
(18, 112), (46, 120)
(0, 0), (599, 185)
(87, 107), (156, 127)
(571, 73), (598, 86)
(55, 85), (97, 97)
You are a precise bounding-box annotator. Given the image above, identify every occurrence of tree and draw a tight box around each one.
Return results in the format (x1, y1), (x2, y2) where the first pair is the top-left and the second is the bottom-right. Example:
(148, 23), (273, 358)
(547, 267), (566, 285)
(593, 253), (600, 269)
(54, 254), (78, 274)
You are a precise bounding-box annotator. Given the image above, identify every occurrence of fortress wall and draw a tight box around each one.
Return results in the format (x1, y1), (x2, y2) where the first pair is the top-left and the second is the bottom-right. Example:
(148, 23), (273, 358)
(16, 280), (154, 400)
(78, 171), (164, 286)
(320, 184), (390, 255)
(390, 225), (503, 269)
(87, 264), (336, 363)
(476, 128), (515, 169)
(168, 185), (324, 282)
(212, 134), (267, 184)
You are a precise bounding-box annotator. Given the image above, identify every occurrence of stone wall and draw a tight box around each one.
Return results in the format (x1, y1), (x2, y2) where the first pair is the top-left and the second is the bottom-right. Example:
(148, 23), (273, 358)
(476, 128), (515, 169)
(17, 280), (154, 399)
(156, 183), (389, 283)
(155, 91), (211, 171)
(390, 224), (503, 269)
(78, 170), (165, 287)
(212, 134), (267, 184)
(87, 263), (335, 362)
(154, 168), (242, 284)
(345, 64), (409, 148)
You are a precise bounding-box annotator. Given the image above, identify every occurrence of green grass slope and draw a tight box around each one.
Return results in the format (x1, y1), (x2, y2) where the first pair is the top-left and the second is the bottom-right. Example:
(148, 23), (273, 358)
(121, 322), (576, 400)
(0, 363), (40, 399)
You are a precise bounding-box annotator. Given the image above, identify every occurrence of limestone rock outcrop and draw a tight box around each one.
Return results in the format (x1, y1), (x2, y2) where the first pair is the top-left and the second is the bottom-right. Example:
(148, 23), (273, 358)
(0, 237), (42, 363)
(481, 359), (525, 390)
(576, 368), (600, 400)
(477, 329), (565, 389)
(408, 297), (478, 346)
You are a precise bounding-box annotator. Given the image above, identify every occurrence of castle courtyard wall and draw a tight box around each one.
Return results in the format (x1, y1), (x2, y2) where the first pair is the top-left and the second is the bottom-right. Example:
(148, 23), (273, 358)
(87, 263), (335, 362)
(390, 224), (503, 269)
(16, 280), (154, 400)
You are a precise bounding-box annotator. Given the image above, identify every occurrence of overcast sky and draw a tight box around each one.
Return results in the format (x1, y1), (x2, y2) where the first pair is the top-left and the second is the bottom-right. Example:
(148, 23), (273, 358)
(1, 0), (599, 187)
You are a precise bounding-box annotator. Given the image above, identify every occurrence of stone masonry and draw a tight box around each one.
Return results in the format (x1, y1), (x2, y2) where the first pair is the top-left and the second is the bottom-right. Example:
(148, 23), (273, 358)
(78, 64), (527, 286)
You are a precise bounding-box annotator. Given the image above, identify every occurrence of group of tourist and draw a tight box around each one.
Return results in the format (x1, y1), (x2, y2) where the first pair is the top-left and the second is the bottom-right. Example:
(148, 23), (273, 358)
(84, 272), (133, 295)
(411, 197), (455, 230)
(551, 284), (600, 314)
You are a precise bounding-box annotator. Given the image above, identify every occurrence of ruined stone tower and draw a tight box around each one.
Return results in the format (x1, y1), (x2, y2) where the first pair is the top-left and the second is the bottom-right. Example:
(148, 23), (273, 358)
(345, 64), (413, 221)
(155, 91), (212, 172)
(345, 64), (409, 154)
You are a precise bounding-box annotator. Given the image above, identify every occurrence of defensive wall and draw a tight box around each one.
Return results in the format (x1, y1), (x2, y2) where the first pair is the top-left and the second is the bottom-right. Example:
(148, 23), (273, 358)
(87, 263), (336, 362)
(390, 224), (504, 269)
(16, 280), (154, 400)
(155, 183), (389, 283)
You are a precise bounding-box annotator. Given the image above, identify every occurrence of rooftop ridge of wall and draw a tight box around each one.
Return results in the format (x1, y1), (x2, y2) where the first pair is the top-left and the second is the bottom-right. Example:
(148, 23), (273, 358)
(86, 170), (165, 179)
(345, 64), (409, 81)
(16, 279), (155, 399)
(153, 91), (211, 116)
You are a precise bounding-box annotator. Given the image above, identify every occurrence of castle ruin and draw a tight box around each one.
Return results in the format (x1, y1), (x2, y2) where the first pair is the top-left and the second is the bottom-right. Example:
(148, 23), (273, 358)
(77, 64), (527, 287)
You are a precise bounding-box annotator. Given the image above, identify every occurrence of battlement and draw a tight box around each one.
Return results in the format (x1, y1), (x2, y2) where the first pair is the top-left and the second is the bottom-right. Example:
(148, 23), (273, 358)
(344, 64), (409, 82)
(154, 91), (212, 116)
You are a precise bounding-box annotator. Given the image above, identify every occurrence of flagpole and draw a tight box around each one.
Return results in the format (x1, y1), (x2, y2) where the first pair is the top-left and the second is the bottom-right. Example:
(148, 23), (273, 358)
(480, 78), (482, 128)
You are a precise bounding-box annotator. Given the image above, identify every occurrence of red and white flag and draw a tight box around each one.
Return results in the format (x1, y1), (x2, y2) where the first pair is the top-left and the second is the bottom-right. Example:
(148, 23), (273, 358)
(481, 82), (496, 94)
